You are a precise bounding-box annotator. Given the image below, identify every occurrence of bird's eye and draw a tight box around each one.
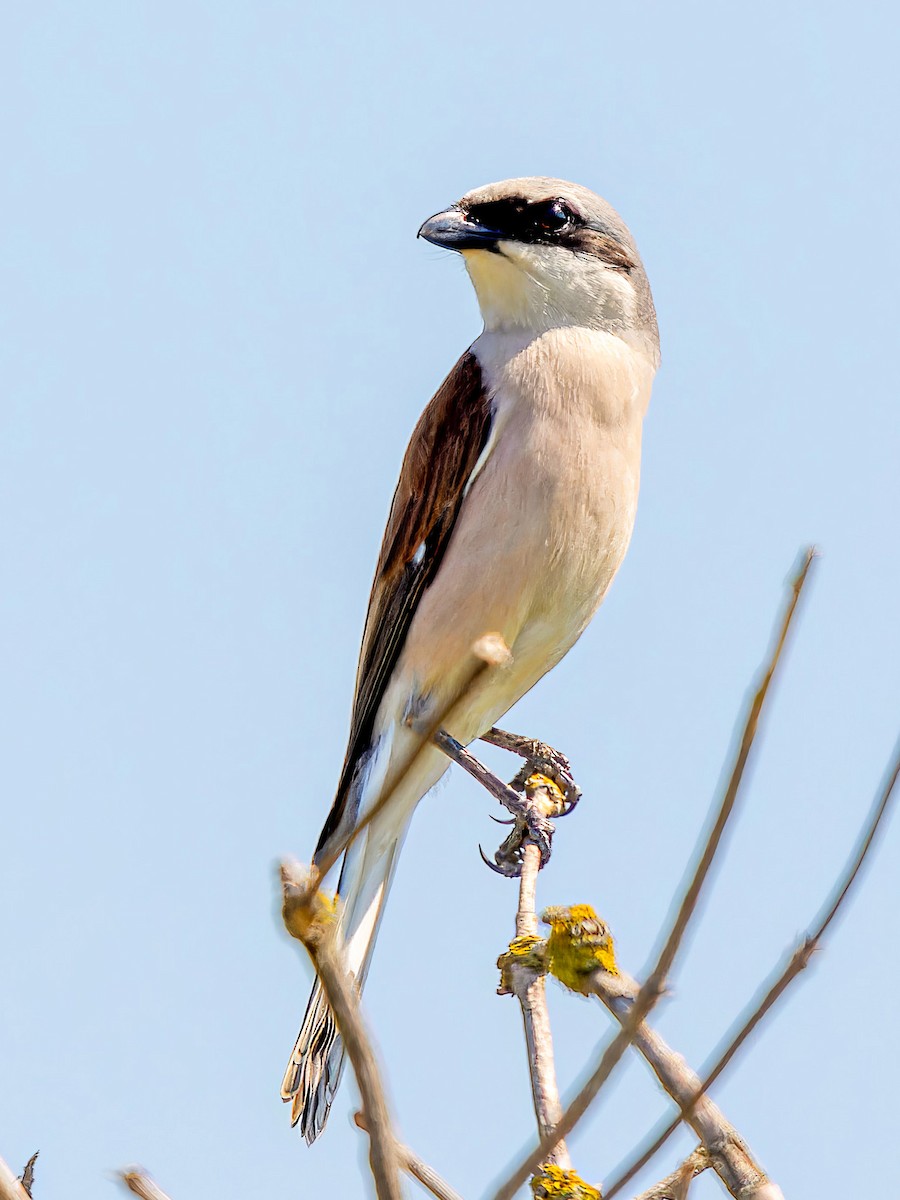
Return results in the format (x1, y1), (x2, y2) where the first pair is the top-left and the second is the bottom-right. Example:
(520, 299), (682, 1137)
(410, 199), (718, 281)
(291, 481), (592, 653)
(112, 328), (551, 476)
(535, 199), (575, 233)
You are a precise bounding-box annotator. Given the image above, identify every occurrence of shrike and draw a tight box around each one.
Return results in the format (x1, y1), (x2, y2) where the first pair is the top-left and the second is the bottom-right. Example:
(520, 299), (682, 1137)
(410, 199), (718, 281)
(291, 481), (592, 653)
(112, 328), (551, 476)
(282, 177), (660, 1142)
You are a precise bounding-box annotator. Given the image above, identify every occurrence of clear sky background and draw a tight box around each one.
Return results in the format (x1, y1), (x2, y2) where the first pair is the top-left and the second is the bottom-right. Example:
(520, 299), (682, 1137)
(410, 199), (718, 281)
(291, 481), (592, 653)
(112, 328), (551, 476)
(2, 3), (898, 1198)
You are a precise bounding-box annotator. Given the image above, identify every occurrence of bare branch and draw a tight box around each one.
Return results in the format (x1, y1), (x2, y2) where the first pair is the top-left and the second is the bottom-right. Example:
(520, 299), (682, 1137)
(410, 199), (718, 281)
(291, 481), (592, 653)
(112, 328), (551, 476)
(604, 735), (900, 1198)
(433, 734), (573, 1164)
(490, 549), (813, 1200)
(355, 1114), (467, 1200)
(313, 658), (493, 882)
(591, 969), (774, 1197)
(647, 546), (815, 991)
(0, 1157), (30, 1200)
(632, 1148), (708, 1200)
(806, 737), (900, 944)
(118, 1170), (174, 1200)
(492, 979), (654, 1200)
(281, 863), (404, 1200)
(508, 840), (570, 1168)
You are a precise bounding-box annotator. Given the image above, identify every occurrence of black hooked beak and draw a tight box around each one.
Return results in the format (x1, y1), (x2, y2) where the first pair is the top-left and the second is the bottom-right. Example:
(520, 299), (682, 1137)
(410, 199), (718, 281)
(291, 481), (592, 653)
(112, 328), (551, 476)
(417, 207), (501, 252)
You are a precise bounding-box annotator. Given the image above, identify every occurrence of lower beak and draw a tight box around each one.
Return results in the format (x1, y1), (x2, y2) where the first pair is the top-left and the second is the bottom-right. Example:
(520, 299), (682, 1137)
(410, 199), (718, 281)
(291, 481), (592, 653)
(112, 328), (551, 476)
(417, 207), (501, 252)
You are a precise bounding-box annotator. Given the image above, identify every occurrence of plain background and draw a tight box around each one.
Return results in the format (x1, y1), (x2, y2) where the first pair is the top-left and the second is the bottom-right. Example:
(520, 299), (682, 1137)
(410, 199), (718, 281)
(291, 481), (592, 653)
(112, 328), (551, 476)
(2, 3), (899, 1197)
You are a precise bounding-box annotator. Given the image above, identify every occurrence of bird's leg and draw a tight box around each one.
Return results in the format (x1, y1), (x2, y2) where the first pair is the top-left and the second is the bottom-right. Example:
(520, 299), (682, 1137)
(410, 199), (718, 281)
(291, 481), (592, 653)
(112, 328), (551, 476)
(488, 774), (568, 878)
(432, 729), (568, 877)
(480, 726), (582, 816)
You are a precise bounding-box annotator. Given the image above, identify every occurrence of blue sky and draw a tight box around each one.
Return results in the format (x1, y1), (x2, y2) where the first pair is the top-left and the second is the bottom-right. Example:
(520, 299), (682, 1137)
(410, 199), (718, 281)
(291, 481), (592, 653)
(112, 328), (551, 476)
(2, 3), (898, 1197)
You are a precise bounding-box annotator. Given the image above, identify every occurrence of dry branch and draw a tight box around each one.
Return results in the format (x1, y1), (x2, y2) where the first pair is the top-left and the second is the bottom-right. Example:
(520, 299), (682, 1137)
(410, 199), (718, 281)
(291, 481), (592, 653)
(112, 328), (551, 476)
(0, 1157), (30, 1200)
(505, 836), (570, 1168)
(490, 549), (813, 1200)
(591, 969), (772, 1196)
(281, 863), (404, 1200)
(632, 1148), (708, 1200)
(118, 1170), (174, 1200)
(604, 736), (900, 1198)
(355, 1114), (466, 1200)
(647, 547), (815, 991)
(313, 657), (494, 882)
(435, 731), (573, 1168)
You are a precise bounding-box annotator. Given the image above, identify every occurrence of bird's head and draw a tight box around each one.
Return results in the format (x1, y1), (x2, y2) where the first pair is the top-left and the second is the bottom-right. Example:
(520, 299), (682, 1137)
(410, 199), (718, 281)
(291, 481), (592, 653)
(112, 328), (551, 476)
(419, 177), (658, 363)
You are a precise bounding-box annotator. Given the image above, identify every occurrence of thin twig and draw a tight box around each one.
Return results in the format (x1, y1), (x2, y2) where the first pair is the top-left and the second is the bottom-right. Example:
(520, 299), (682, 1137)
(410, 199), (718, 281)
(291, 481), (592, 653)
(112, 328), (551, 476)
(281, 863), (404, 1200)
(0, 1158), (30, 1200)
(431, 733), (570, 1161)
(632, 1148), (708, 1200)
(118, 1170), (174, 1200)
(510, 839), (570, 1167)
(439, 735), (572, 1169)
(313, 658), (493, 882)
(491, 989), (659, 1200)
(647, 546), (815, 990)
(489, 549), (814, 1200)
(404, 1152), (467, 1200)
(355, 1114), (467, 1200)
(604, 737), (900, 1199)
(591, 970), (772, 1197)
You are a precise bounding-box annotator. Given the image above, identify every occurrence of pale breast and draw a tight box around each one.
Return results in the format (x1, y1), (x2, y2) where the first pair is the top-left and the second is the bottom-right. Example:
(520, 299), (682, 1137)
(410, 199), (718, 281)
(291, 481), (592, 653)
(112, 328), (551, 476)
(400, 325), (654, 693)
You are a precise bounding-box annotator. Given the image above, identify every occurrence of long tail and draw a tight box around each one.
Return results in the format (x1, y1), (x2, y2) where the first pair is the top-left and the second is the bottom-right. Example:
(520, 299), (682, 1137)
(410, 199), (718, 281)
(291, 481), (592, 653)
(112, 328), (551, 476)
(281, 827), (403, 1143)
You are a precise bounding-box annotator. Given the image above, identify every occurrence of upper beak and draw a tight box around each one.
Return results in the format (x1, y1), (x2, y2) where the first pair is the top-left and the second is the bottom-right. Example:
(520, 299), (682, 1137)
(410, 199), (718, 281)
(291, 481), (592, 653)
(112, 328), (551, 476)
(417, 207), (501, 252)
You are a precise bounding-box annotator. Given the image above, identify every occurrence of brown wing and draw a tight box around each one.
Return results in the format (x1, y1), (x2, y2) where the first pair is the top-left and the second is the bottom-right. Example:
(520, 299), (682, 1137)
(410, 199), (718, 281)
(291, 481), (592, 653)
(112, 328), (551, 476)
(315, 350), (493, 855)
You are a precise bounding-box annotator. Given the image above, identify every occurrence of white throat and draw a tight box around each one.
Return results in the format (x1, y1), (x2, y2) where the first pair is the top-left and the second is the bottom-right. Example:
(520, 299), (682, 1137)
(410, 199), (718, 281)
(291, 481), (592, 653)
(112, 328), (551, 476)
(462, 244), (638, 337)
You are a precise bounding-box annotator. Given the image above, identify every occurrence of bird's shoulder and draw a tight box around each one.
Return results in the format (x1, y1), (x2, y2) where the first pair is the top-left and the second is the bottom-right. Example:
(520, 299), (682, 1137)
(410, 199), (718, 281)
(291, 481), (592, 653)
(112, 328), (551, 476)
(377, 349), (493, 579)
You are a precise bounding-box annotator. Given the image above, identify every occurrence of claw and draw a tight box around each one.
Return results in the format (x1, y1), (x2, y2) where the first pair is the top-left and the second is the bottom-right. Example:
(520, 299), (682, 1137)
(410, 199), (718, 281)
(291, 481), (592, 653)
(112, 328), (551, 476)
(479, 843), (519, 877)
(489, 813), (517, 825)
(556, 785), (582, 817)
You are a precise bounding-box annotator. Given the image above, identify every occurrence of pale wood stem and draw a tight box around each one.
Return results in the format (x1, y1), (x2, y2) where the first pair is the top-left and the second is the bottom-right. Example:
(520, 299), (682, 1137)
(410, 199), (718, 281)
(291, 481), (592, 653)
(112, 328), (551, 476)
(511, 842), (570, 1167)
(0, 1157), (30, 1200)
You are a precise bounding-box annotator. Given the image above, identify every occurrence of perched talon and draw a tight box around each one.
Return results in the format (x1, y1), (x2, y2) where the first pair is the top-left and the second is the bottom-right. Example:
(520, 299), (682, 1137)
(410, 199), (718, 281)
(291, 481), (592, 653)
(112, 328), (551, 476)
(445, 727), (580, 877)
(479, 844), (512, 876)
(477, 726), (584, 820)
(480, 841), (522, 878)
(524, 812), (554, 868)
(487, 777), (556, 873)
(508, 752), (581, 818)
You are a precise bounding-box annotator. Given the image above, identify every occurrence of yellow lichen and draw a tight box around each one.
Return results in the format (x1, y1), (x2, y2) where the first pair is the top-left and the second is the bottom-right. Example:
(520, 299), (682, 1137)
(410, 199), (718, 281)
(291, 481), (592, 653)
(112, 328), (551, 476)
(524, 773), (567, 816)
(282, 881), (339, 945)
(525, 772), (565, 799)
(541, 904), (618, 993)
(497, 934), (546, 992)
(530, 1162), (602, 1199)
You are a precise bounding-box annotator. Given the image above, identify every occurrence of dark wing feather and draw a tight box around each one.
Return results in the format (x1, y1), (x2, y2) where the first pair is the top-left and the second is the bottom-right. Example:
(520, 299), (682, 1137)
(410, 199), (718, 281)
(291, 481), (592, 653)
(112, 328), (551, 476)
(315, 350), (492, 855)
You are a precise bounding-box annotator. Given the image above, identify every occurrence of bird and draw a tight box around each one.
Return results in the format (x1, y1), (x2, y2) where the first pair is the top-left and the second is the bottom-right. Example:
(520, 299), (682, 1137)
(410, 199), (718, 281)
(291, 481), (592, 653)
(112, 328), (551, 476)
(281, 177), (660, 1142)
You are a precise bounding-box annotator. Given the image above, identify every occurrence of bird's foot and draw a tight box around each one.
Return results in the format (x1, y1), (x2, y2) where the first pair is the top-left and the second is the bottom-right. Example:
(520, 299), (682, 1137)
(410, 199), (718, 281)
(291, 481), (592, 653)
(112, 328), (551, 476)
(432, 727), (579, 878)
(481, 773), (566, 878)
(481, 727), (582, 816)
